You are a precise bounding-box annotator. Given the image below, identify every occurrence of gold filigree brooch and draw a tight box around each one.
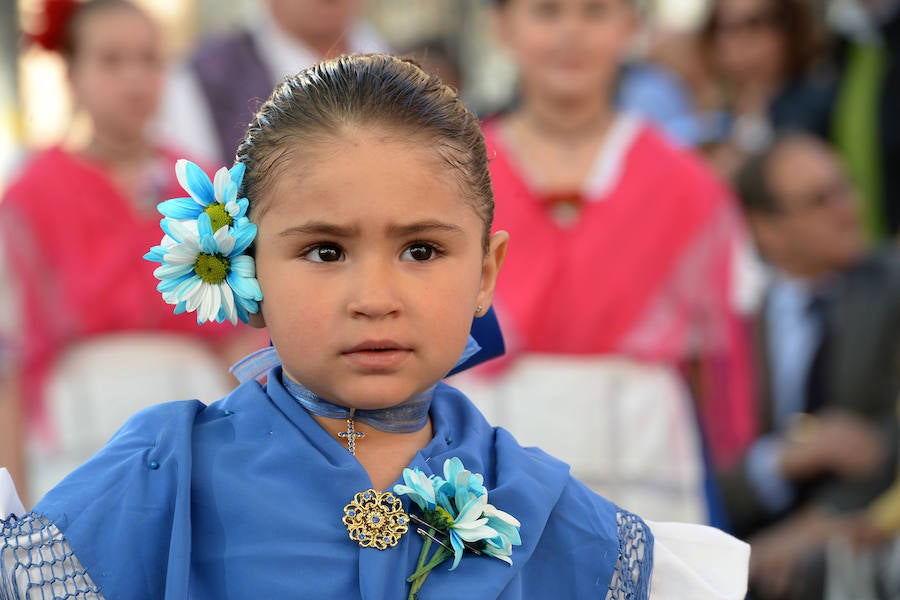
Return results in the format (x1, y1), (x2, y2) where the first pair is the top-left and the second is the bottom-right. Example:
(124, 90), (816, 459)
(343, 489), (409, 550)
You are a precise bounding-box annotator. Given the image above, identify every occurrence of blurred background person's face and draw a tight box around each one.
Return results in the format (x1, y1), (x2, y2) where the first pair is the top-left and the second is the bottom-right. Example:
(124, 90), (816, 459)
(67, 6), (163, 141)
(710, 0), (786, 84)
(266, 0), (366, 50)
(494, 0), (636, 102)
(754, 137), (865, 278)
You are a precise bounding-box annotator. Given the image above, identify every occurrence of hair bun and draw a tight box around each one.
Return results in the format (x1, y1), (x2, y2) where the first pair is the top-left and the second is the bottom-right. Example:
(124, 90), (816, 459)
(25, 0), (79, 53)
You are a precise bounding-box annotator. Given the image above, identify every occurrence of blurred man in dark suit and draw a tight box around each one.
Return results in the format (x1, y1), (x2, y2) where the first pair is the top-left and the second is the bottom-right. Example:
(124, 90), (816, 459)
(722, 132), (900, 599)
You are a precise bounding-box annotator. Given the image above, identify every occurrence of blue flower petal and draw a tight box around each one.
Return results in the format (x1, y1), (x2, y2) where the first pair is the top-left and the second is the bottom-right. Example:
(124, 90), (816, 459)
(197, 214), (219, 255)
(233, 293), (259, 316)
(178, 160), (214, 204)
(158, 197), (203, 219)
(394, 468), (438, 511)
(230, 255), (256, 278)
(144, 245), (167, 263)
(231, 221), (257, 256)
(235, 301), (250, 324)
(227, 271), (262, 301)
(173, 301), (188, 315)
(228, 162), (246, 189)
(486, 517), (521, 546)
(448, 533), (465, 571)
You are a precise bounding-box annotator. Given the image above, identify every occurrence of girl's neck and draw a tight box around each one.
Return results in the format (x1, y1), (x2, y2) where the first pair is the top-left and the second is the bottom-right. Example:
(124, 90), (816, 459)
(314, 415), (433, 491)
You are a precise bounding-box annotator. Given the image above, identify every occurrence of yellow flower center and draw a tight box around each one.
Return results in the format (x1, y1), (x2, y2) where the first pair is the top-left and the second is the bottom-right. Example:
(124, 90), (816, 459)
(204, 203), (233, 232)
(427, 506), (455, 529)
(194, 253), (230, 284)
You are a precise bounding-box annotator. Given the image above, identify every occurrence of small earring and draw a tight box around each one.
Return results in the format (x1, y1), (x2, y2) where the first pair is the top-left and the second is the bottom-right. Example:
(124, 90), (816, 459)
(475, 304), (483, 316)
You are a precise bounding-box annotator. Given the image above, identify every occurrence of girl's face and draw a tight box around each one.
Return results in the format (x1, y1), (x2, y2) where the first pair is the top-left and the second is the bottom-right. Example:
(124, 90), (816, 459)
(710, 0), (785, 84)
(68, 7), (163, 140)
(495, 0), (636, 102)
(251, 127), (508, 410)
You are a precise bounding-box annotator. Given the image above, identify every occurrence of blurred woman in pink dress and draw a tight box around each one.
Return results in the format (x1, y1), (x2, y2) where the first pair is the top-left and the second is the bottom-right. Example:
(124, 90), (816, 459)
(0, 0), (258, 501)
(454, 0), (756, 524)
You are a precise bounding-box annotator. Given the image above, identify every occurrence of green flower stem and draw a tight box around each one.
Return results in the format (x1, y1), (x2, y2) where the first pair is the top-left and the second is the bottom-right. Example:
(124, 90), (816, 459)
(407, 547), (451, 582)
(407, 528), (452, 599)
(415, 532), (432, 576)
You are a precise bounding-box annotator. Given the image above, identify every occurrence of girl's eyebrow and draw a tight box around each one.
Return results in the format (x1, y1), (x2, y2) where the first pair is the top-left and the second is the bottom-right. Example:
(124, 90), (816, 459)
(386, 220), (465, 237)
(278, 222), (359, 238)
(278, 220), (465, 238)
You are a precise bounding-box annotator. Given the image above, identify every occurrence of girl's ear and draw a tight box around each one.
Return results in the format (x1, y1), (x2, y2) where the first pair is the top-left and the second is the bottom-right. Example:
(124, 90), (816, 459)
(476, 230), (510, 311)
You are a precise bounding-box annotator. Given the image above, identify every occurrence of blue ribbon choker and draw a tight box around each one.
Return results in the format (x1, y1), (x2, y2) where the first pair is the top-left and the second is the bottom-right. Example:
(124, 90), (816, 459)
(238, 335), (481, 443)
(281, 374), (434, 434)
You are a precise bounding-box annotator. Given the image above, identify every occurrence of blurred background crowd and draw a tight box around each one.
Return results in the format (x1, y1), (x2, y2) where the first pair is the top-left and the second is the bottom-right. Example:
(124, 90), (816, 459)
(0, 0), (898, 598)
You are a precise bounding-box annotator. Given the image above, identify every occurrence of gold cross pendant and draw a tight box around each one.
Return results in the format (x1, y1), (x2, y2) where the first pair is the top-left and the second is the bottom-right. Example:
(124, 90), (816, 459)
(338, 408), (365, 455)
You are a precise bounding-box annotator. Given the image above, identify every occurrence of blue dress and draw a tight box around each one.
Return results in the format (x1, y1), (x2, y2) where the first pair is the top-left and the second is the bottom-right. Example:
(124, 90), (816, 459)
(2, 367), (652, 599)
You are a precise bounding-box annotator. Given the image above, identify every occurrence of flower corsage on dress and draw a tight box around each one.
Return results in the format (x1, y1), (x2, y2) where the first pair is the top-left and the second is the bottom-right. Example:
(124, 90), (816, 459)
(392, 458), (522, 599)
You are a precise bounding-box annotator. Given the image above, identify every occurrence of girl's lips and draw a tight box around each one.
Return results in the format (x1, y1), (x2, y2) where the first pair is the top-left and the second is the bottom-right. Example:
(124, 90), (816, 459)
(341, 348), (412, 371)
(343, 339), (408, 353)
(341, 340), (413, 371)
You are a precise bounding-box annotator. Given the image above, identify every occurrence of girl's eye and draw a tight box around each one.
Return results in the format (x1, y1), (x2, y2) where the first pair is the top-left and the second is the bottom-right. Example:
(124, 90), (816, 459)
(531, 1), (561, 19)
(584, 2), (610, 18)
(303, 244), (344, 263)
(401, 243), (437, 262)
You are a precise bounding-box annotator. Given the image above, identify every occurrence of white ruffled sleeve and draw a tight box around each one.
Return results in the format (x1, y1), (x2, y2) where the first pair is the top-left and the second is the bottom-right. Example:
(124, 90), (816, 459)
(647, 520), (750, 600)
(0, 468), (25, 520)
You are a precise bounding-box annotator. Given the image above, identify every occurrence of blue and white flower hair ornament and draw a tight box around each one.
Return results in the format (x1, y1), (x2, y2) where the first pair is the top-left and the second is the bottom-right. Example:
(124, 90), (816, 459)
(144, 159), (263, 325)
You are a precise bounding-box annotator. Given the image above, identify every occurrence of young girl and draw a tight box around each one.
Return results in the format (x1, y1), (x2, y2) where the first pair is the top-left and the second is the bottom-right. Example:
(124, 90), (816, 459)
(1, 54), (748, 599)
(453, 0), (756, 524)
(0, 0), (252, 503)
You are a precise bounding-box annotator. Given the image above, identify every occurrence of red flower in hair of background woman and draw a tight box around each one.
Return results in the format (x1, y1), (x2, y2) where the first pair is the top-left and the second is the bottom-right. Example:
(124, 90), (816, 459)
(25, 0), (79, 53)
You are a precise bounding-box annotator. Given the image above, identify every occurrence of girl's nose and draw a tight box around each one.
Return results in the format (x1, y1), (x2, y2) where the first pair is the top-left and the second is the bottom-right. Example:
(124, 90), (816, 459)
(346, 260), (402, 319)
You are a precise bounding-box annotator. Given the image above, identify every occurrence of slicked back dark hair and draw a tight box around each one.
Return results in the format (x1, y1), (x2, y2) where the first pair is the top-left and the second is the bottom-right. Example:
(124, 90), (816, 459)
(235, 53), (494, 249)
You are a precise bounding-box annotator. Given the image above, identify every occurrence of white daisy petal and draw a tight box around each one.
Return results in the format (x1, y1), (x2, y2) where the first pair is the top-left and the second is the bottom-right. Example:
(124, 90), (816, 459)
(219, 284), (237, 325)
(167, 219), (201, 246)
(184, 281), (207, 312)
(164, 247), (200, 266)
(213, 167), (231, 204)
(175, 276), (202, 303)
(213, 227), (235, 256)
(200, 284), (222, 323)
(153, 263), (193, 280)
